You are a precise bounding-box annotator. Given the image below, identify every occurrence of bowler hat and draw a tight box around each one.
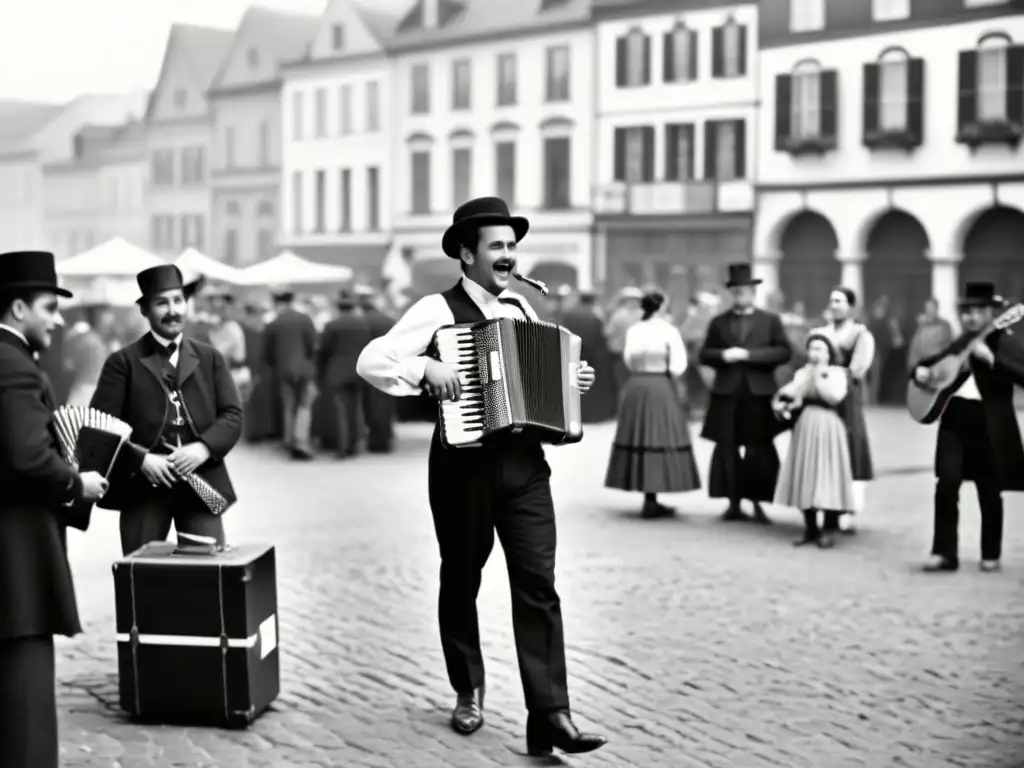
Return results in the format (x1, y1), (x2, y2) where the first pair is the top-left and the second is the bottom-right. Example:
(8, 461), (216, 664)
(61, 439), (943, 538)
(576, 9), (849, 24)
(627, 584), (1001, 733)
(270, 285), (295, 302)
(957, 281), (1004, 308)
(441, 197), (529, 259)
(336, 289), (356, 309)
(725, 263), (762, 288)
(0, 250), (72, 298)
(136, 264), (202, 305)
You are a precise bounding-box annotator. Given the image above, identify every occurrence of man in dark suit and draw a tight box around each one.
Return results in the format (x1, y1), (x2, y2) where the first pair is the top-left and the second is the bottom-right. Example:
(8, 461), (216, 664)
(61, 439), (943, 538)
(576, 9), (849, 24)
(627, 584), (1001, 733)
(263, 288), (317, 459)
(0, 250), (108, 768)
(357, 286), (398, 452)
(561, 290), (616, 423)
(318, 289), (374, 458)
(913, 282), (1024, 573)
(699, 263), (792, 523)
(90, 265), (243, 555)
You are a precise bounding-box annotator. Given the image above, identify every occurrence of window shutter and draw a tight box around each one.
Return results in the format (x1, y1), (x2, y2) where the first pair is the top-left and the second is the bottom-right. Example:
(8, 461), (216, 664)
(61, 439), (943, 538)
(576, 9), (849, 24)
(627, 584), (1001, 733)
(737, 26), (748, 76)
(689, 30), (698, 80)
(958, 50), (977, 131)
(775, 74), (792, 150)
(665, 125), (679, 180)
(862, 63), (879, 140)
(820, 70), (838, 141)
(704, 121), (718, 180)
(908, 58), (925, 143)
(1007, 45), (1024, 125)
(734, 119), (746, 179)
(615, 37), (627, 87)
(663, 32), (675, 82)
(614, 128), (626, 181)
(685, 125), (695, 180)
(642, 35), (651, 85)
(641, 126), (655, 181)
(711, 27), (723, 78)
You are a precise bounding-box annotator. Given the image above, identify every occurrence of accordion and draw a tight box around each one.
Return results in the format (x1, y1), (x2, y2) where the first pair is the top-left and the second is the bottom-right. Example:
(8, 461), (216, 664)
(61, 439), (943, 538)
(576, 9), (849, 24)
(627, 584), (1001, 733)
(433, 318), (584, 447)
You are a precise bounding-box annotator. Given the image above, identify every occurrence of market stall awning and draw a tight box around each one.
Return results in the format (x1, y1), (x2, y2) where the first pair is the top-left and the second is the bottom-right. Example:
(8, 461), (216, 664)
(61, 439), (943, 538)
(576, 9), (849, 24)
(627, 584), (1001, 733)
(57, 237), (166, 277)
(237, 251), (354, 286)
(175, 248), (245, 285)
(287, 243), (390, 285)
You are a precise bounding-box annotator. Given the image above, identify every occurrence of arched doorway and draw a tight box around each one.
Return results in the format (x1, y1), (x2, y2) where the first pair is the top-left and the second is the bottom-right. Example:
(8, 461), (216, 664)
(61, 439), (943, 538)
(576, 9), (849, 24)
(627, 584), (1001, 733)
(778, 211), (841, 320)
(961, 207), (1024, 303)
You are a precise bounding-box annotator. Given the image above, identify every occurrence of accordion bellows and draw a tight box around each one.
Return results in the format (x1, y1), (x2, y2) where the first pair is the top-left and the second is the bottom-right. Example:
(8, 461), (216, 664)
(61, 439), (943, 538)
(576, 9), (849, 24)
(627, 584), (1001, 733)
(433, 318), (584, 447)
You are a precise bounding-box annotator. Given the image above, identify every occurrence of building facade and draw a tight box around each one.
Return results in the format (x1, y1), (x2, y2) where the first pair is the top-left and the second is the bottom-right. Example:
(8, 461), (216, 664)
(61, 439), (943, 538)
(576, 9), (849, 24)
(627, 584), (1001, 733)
(593, 0), (758, 305)
(145, 24), (234, 259)
(385, 0), (596, 293)
(755, 0), (1024, 322)
(209, 7), (318, 268)
(280, 0), (397, 281)
(0, 102), (63, 252)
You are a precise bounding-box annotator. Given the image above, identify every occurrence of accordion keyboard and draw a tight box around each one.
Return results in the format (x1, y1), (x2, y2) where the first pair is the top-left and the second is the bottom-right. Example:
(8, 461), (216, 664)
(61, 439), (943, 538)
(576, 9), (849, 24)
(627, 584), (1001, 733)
(434, 325), (505, 445)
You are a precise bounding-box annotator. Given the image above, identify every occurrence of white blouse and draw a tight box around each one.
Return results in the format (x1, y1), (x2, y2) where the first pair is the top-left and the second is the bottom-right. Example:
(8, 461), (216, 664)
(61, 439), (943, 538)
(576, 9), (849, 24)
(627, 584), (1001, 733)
(622, 317), (688, 377)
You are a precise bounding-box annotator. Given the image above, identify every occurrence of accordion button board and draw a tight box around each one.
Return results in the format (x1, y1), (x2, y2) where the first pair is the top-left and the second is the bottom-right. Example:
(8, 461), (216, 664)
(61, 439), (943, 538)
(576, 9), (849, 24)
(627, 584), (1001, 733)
(434, 323), (511, 446)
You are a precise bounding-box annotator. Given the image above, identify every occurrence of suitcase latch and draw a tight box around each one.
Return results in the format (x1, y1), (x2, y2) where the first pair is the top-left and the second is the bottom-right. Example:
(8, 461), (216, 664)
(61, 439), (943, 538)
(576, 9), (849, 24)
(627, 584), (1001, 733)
(219, 633), (229, 653)
(129, 626), (140, 648)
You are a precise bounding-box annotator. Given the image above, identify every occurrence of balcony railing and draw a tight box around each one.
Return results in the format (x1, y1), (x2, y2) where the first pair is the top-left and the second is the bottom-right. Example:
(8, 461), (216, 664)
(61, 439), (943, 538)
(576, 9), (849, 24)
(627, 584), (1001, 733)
(592, 181), (753, 215)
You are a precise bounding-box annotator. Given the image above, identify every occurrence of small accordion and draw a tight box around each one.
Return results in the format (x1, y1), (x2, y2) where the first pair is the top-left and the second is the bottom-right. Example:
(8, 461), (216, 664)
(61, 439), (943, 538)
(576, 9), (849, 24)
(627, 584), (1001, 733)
(433, 318), (584, 448)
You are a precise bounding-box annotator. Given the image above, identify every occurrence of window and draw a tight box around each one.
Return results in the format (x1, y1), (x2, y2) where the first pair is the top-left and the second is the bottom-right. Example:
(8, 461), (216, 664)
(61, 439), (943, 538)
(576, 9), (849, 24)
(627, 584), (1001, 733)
(292, 91), (304, 140)
(224, 229), (238, 264)
(616, 28), (650, 87)
(411, 64), (430, 114)
(314, 170), (326, 232)
(665, 123), (695, 181)
(872, 0), (909, 21)
(495, 141), (515, 205)
(366, 81), (380, 132)
(315, 88), (327, 137)
(332, 24), (345, 50)
(151, 149), (175, 185)
(339, 169), (351, 232)
(613, 127), (653, 182)
(791, 61), (822, 138)
(790, 0), (825, 33)
(705, 120), (746, 180)
(664, 24), (696, 83)
(224, 127), (235, 168)
(452, 148), (472, 206)
(181, 215), (203, 250)
(367, 167), (380, 231)
(258, 120), (270, 166)
(977, 36), (1009, 122)
(776, 62), (838, 151)
(543, 137), (571, 209)
(151, 215), (175, 250)
(181, 147), (205, 184)
(258, 200), (275, 218)
(497, 54), (517, 106)
(257, 228), (274, 262)
(713, 20), (747, 78)
(339, 84), (352, 135)
(292, 171), (303, 234)
(451, 59), (471, 110)
(878, 49), (910, 130)
(226, 201), (241, 217)
(411, 151), (431, 213)
(546, 46), (570, 102)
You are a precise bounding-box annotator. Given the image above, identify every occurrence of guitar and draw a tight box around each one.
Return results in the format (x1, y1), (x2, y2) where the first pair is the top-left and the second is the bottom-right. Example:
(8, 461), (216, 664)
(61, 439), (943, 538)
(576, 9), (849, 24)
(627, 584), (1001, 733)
(906, 303), (1024, 424)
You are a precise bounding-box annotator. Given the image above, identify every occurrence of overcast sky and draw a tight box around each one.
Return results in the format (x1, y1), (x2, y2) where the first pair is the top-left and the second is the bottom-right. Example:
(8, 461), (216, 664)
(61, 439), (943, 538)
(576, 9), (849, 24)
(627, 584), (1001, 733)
(0, 0), (410, 103)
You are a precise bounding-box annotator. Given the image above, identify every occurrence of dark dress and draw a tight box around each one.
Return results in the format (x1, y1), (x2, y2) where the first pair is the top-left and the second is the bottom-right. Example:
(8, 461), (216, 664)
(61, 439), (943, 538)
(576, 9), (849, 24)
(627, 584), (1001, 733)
(561, 305), (617, 423)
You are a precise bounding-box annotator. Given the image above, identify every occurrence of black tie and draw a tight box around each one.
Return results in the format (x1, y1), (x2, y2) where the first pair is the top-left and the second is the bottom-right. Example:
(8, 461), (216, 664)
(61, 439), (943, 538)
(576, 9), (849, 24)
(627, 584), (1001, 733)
(160, 341), (178, 384)
(498, 296), (528, 319)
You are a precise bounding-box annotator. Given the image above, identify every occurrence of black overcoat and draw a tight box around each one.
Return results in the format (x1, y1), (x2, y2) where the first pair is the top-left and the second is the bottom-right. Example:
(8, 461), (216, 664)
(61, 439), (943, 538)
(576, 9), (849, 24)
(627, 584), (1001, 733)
(263, 308), (317, 385)
(560, 306), (617, 423)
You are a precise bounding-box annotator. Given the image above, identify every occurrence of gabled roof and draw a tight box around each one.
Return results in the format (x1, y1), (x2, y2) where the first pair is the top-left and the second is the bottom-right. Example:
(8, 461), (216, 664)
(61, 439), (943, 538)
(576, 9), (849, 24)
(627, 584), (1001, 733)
(355, 2), (402, 45)
(145, 23), (234, 119)
(292, 0), (401, 66)
(388, 0), (591, 52)
(0, 101), (65, 152)
(208, 7), (319, 92)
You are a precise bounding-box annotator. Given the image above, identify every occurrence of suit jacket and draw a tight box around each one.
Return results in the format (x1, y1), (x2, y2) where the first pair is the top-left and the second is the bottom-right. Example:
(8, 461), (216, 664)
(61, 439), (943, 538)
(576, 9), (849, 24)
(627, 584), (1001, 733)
(364, 307), (395, 339)
(90, 332), (244, 510)
(263, 308), (317, 384)
(0, 330), (83, 640)
(699, 308), (792, 397)
(318, 313), (374, 389)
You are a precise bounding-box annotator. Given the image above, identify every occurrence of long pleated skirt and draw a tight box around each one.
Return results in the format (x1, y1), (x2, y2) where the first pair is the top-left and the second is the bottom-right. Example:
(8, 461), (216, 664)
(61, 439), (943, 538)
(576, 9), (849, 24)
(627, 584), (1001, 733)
(774, 404), (855, 512)
(605, 374), (701, 493)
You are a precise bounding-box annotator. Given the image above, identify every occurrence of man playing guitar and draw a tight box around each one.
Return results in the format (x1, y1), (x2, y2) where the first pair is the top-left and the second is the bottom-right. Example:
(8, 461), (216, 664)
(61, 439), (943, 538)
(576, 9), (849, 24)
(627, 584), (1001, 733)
(912, 282), (1024, 573)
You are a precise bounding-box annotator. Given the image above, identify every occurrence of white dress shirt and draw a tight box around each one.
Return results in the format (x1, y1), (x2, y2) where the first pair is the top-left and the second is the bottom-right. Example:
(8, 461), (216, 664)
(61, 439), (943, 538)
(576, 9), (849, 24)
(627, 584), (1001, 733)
(953, 374), (982, 401)
(356, 276), (539, 397)
(622, 317), (688, 377)
(151, 331), (184, 368)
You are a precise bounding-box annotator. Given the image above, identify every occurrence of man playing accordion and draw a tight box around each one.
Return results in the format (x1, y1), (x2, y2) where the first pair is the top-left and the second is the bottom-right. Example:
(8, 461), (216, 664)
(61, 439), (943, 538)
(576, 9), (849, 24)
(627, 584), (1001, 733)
(356, 197), (606, 757)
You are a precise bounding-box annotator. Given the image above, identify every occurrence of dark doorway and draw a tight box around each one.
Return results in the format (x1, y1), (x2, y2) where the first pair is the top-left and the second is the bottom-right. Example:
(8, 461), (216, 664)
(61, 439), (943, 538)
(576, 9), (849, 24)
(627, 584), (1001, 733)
(778, 211), (841, 320)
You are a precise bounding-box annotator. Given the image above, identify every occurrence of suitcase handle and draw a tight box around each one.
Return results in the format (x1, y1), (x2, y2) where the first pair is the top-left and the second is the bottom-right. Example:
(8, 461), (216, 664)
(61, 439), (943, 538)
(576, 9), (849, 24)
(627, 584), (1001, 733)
(173, 532), (231, 556)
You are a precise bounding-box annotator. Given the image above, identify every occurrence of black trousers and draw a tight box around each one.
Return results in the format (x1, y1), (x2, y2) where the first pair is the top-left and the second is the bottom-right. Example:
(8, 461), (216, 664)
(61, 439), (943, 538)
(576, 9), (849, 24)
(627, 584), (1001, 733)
(331, 383), (363, 456)
(120, 483), (226, 555)
(428, 433), (569, 713)
(0, 635), (57, 768)
(932, 398), (1004, 564)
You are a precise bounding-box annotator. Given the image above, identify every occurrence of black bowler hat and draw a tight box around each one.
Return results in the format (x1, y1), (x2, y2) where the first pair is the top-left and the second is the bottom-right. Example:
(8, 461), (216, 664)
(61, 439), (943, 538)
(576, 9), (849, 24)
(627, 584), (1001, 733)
(441, 196), (529, 259)
(336, 288), (355, 309)
(725, 262), (762, 288)
(135, 264), (203, 305)
(957, 281), (1004, 308)
(0, 250), (72, 298)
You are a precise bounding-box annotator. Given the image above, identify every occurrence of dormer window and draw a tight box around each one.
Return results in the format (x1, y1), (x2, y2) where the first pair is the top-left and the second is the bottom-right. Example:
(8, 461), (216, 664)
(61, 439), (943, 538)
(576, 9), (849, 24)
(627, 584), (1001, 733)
(332, 24), (345, 51)
(789, 0), (824, 33)
(775, 60), (839, 155)
(863, 48), (924, 150)
(616, 28), (650, 88)
(956, 34), (1024, 148)
(247, 48), (259, 70)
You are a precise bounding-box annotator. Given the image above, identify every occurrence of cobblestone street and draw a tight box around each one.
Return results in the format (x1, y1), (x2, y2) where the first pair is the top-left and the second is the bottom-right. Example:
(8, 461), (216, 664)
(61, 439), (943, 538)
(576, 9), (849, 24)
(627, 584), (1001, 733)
(57, 409), (1024, 768)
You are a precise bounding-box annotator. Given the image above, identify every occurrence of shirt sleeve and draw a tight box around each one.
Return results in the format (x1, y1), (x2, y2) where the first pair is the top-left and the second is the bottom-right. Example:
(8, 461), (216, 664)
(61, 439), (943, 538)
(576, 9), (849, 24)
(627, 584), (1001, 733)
(667, 325), (689, 378)
(356, 295), (452, 396)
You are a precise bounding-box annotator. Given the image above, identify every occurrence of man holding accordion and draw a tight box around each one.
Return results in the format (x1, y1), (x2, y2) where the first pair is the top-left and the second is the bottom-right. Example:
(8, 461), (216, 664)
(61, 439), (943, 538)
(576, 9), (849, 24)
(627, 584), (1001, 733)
(356, 197), (606, 757)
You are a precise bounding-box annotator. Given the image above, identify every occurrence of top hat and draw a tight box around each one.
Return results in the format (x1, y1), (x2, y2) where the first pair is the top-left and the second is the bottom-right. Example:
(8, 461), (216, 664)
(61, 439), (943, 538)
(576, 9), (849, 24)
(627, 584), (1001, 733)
(957, 281), (1004, 308)
(136, 264), (202, 305)
(441, 197), (529, 259)
(725, 263), (762, 288)
(0, 251), (72, 298)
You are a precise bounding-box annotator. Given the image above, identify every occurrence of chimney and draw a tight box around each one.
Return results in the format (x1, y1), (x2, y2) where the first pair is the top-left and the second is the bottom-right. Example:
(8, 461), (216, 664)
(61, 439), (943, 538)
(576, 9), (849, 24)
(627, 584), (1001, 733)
(422, 0), (439, 28)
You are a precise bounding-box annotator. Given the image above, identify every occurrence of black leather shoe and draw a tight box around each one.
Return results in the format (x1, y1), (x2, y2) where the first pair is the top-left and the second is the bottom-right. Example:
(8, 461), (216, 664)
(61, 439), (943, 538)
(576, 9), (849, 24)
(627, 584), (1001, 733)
(526, 710), (606, 756)
(921, 555), (958, 572)
(721, 506), (746, 521)
(450, 687), (484, 735)
(752, 503), (772, 525)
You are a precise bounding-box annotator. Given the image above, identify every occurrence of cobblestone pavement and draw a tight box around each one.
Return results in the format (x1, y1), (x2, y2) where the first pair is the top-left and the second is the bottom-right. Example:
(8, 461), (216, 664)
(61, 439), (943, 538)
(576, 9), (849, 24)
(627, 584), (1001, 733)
(57, 408), (1024, 768)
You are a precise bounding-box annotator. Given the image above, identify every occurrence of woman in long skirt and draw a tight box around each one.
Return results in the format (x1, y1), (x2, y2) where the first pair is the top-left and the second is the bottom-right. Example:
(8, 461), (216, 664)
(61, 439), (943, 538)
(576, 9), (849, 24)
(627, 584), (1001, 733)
(605, 289), (701, 518)
(773, 334), (855, 548)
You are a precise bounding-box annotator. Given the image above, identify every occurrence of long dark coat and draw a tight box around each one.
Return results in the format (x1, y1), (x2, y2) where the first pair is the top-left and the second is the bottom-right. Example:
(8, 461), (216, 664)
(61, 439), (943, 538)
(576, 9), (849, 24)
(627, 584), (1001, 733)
(560, 305), (617, 423)
(0, 331), (82, 641)
(263, 308), (317, 385)
(313, 313), (375, 450)
(89, 333), (244, 510)
(920, 328), (1024, 491)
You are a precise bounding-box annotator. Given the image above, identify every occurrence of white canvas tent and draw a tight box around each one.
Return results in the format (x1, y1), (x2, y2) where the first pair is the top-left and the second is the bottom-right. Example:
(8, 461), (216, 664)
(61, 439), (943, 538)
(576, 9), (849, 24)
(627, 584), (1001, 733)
(175, 248), (244, 284)
(57, 237), (165, 277)
(237, 251), (353, 286)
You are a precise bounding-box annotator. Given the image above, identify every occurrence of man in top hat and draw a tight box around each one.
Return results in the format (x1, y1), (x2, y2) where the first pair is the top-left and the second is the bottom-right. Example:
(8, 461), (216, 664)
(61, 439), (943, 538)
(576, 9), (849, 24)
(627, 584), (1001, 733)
(317, 289), (373, 457)
(357, 197), (606, 756)
(89, 264), (243, 555)
(699, 263), (792, 523)
(262, 287), (318, 459)
(912, 281), (1024, 573)
(0, 250), (109, 768)
(355, 285), (398, 452)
